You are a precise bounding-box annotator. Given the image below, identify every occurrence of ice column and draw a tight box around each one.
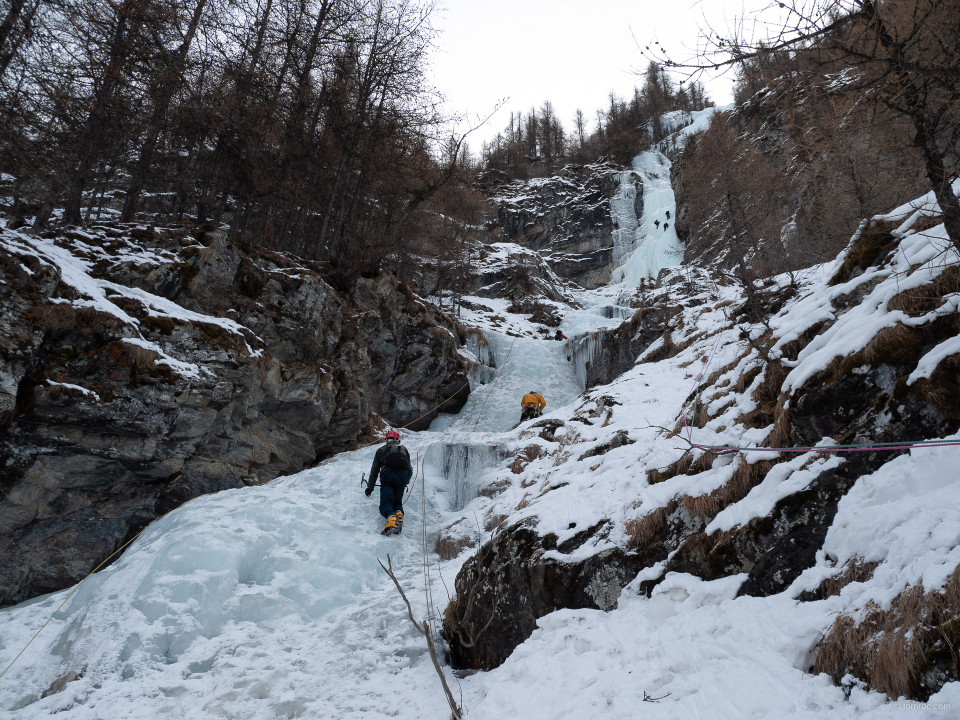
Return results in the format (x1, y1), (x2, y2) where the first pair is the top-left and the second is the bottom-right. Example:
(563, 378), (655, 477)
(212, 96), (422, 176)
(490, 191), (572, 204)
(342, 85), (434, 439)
(610, 170), (643, 268)
(431, 441), (509, 511)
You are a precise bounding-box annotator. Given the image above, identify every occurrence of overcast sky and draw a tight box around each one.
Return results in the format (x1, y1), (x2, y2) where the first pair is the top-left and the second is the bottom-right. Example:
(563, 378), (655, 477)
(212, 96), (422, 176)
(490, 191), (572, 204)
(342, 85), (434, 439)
(428, 0), (773, 149)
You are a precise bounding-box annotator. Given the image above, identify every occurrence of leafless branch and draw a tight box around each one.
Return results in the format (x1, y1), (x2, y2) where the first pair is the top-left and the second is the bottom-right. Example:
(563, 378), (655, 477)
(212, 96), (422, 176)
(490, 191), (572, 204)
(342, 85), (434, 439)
(378, 554), (463, 720)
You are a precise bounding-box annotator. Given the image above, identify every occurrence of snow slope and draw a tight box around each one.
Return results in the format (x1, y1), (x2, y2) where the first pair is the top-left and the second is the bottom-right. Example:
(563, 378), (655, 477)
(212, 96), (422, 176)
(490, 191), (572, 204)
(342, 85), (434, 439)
(0, 439), (457, 719)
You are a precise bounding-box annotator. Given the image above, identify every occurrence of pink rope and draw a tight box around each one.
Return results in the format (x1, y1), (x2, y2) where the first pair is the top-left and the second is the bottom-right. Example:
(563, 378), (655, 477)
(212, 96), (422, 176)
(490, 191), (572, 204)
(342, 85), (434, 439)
(679, 322), (960, 455)
(692, 440), (960, 454)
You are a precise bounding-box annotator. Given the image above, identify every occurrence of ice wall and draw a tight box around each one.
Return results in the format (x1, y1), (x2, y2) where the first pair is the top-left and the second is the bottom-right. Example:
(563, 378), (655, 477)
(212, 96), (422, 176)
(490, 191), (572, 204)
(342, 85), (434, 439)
(430, 330), (582, 433)
(429, 440), (510, 511)
(611, 150), (684, 286)
(610, 170), (643, 268)
(571, 331), (602, 389)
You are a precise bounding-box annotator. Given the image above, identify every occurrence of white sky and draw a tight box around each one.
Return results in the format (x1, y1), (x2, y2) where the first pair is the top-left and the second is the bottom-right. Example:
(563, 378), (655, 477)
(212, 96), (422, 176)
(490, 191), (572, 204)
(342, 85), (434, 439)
(429, 0), (774, 149)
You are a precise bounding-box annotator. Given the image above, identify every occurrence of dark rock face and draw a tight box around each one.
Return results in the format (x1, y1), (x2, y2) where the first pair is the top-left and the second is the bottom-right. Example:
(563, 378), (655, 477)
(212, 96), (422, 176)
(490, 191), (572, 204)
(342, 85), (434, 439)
(578, 429), (634, 461)
(661, 454), (890, 597)
(469, 247), (574, 307)
(443, 521), (645, 671)
(0, 228), (469, 606)
(488, 163), (624, 289)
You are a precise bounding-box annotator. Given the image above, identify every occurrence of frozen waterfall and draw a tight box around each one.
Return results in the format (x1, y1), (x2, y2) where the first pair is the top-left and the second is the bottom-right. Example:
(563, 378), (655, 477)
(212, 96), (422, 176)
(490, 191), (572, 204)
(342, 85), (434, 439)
(611, 150), (684, 285)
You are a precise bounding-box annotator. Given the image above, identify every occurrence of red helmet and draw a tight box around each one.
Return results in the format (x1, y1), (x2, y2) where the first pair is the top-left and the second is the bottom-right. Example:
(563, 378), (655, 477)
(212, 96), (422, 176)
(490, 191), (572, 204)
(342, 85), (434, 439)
(385, 430), (401, 441)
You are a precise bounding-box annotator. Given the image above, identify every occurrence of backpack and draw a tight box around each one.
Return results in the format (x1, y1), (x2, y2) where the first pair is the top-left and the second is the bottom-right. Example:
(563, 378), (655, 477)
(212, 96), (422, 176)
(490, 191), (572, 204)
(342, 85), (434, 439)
(383, 444), (409, 470)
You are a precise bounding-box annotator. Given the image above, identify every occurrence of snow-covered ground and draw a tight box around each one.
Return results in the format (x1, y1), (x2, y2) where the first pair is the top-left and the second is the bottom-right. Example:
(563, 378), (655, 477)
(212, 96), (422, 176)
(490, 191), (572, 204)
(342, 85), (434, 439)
(0, 440), (459, 718)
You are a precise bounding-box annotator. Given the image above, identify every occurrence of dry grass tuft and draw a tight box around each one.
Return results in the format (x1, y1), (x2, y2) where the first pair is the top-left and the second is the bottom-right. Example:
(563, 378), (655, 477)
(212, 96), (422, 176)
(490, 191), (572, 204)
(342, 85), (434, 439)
(817, 557), (879, 599)
(692, 402), (711, 428)
(639, 331), (676, 364)
(125, 343), (160, 367)
(683, 458), (776, 521)
(736, 364), (763, 393)
(814, 564), (960, 701)
(484, 513), (508, 532)
(510, 444), (544, 474)
(736, 361), (789, 431)
(887, 265), (960, 317)
(33, 304), (77, 334)
(435, 530), (476, 561)
(764, 394), (791, 449)
(703, 350), (751, 390)
(647, 452), (692, 484)
(682, 493), (723, 519)
(625, 500), (678, 551)
(688, 450), (719, 474)
(830, 225), (898, 286)
(859, 323), (924, 368)
(811, 322), (924, 388)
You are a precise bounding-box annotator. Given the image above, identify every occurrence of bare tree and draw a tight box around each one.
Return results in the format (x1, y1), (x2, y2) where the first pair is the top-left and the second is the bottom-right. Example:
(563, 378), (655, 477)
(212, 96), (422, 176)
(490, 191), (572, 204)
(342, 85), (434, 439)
(120, 0), (210, 221)
(649, 0), (960, 249)
(378, 554), (462, 720)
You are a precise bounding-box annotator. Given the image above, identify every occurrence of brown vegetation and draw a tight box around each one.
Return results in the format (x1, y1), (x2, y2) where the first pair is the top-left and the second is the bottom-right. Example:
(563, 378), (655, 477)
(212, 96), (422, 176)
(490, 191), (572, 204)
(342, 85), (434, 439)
(510, 445), (545, 474)
(814, 557), (879, 600)
(625, 500), (678, 552)
(1, 0), (475, 283)
(682, 458), (776, 521)
(814, 565), (960, 701)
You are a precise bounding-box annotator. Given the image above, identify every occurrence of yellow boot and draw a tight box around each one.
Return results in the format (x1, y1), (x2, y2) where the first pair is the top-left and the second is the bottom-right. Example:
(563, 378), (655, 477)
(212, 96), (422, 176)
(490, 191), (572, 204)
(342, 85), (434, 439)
(381, 514), (399, 536)
(395, 510), (404, 533)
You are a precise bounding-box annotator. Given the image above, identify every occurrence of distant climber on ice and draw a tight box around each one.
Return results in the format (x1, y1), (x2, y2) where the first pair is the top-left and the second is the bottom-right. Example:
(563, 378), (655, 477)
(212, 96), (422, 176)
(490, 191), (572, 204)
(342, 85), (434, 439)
(554, 329), (567, 341)
(665, 210), (670, 219)
(365, 430), (412, 535)
(663, 223), (669, 231)
(654, 219), (660, 229)
(520, 391), (546, 423)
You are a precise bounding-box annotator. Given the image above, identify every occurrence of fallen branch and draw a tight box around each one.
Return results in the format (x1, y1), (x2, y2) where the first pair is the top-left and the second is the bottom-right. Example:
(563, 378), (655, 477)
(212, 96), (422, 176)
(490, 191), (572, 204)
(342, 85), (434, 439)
(378, 554), (463, 720)
(643, 690), (672, 702)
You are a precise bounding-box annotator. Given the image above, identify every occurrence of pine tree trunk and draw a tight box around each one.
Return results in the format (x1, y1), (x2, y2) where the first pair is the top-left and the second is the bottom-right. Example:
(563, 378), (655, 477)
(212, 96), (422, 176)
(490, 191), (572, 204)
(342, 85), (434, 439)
(63, 0), (137, 226)
(121, 0), (207, 222)
(915, 116), (960, 250)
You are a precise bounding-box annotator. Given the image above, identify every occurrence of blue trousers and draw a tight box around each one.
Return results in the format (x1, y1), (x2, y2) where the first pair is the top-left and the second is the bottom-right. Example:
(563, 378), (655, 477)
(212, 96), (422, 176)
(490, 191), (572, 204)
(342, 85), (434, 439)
(379, 475), (408, 518)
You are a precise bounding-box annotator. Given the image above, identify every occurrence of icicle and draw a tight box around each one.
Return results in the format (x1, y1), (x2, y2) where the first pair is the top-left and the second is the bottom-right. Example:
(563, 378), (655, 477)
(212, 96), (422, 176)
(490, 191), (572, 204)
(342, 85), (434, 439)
(571, 331), (602, 389)
(596, 305), (633, 320)
(429, 440), (509, 511)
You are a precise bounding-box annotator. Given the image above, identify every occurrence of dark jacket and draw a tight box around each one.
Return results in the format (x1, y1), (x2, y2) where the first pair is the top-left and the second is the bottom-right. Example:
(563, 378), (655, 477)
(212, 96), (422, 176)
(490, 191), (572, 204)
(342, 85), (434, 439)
(367, 443), (412, 492)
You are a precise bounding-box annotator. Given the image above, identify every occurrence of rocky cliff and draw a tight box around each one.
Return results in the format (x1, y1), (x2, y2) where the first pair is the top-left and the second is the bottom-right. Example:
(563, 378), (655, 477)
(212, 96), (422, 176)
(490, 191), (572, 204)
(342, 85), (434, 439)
(0, 224), (469, 606)
(485, 162), (628, 289)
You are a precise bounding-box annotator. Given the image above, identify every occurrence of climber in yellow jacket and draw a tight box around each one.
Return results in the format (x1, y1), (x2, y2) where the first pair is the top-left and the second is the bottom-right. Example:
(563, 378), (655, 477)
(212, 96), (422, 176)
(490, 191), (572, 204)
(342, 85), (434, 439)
(520, 391), (546, 424)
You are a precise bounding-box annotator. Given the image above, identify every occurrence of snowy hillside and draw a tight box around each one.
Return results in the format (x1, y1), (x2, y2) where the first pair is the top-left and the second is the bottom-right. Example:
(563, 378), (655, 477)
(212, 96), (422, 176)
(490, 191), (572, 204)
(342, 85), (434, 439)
(1, 185), (959, 719)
